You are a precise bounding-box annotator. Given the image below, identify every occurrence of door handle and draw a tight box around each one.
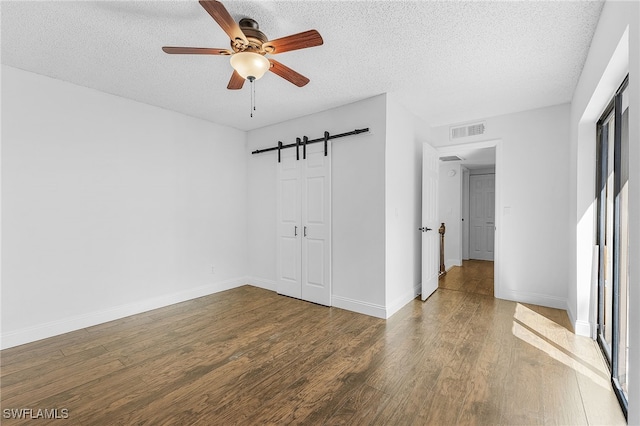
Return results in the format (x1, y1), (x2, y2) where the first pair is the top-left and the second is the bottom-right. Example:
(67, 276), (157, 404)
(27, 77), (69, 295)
(304, 226), (307, 237)
(418, 227), (433, 232)
(294, 226), (298, 236)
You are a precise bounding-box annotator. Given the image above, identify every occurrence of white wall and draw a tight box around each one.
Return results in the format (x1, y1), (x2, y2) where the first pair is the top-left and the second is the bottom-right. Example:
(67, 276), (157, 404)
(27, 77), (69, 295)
(1, 66), (248, 349)
(568, 1), (639, 422)
(246, 95), (388, 317)
(438, 163), (463, 269)
(432, 103), (571, 309)
(384, 96), (422, 316)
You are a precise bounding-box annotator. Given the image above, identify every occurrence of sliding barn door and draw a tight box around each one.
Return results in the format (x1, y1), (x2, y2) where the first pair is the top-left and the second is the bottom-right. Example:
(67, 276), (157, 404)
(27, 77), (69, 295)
(276, 142), (331, 306)
(276, 148), (302, 299)
(301, 142), (331, 306)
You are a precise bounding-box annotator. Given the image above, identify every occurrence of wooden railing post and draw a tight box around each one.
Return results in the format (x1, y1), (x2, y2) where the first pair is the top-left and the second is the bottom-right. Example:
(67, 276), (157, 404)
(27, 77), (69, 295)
(439, 222), (446, 275)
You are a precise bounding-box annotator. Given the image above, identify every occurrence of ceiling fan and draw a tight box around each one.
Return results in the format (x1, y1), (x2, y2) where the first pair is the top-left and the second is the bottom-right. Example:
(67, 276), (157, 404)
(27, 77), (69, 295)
(162, 0), (323, 90)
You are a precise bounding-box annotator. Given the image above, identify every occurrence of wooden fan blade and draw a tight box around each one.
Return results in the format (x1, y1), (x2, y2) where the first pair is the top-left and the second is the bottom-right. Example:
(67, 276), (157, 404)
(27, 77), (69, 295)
(199, 1), (248, 47)
(227, 70), (245, 90)
(268, 59), (310, 87)
(162, 47), (232, 55)
(263, 30), (323, 54)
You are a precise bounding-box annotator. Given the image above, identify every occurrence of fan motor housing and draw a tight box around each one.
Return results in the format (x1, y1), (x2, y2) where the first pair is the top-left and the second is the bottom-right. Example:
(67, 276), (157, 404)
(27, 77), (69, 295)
(232, 18), (268, 53)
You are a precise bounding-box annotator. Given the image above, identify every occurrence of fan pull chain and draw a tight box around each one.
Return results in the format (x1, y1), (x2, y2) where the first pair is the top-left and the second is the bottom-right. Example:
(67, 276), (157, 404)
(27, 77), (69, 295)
(249, 77), (256, 118)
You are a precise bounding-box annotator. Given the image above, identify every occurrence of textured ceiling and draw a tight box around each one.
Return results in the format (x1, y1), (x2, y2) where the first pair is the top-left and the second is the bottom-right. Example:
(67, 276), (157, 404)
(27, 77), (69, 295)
(1, 1), (603, 132)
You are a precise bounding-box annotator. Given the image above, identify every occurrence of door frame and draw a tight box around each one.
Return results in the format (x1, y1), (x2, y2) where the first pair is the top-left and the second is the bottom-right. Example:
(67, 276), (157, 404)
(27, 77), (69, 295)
(595, 74), (629, 418)
(436, 139), (502, 298)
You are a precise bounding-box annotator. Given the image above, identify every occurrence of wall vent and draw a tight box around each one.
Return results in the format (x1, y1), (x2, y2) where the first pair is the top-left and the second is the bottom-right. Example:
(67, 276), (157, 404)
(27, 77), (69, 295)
(450, 122), (486, 140)
(439, 155), (463, 162)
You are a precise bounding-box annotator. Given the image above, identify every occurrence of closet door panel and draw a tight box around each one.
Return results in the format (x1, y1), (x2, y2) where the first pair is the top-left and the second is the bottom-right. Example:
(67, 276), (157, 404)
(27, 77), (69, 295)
(306, 177), (325, 223)
(305, 239), (325, 287)
(276, 149), (302, 299)
(301, 143), (331, 306)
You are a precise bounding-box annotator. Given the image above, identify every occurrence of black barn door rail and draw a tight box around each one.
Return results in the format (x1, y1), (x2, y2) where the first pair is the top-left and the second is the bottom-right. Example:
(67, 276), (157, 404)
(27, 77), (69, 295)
(251, 128), (369, 162)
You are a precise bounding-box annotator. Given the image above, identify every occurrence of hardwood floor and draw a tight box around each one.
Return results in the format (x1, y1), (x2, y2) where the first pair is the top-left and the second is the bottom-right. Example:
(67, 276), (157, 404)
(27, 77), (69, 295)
(1, 284), (626, 425)
(439, 259), (495, 296)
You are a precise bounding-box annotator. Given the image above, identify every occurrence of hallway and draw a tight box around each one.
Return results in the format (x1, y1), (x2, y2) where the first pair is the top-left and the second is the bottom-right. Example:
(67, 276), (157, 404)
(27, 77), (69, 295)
(439, 260), (495, 297)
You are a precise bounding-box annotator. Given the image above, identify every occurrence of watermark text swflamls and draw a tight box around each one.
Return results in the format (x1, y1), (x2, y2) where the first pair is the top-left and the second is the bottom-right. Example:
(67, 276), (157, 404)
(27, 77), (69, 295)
(3, 408), (69, 420)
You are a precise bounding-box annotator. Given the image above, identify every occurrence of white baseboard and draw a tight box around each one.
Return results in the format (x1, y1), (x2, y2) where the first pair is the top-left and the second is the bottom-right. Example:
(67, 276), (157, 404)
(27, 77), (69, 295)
(446, 258), (463, 270)
(246, 276), (277, 292)
(0, 277), (246, 350)
(573, 320), (592, 337)
(565, 303), (592, 337)
(497, 289), (587, 334)
(386, 284), (421, 318)
(248, 279), (397, 320)
(495, 288), (567, 310)
(332, 295), (386, 319)
(566, 303), (593, 338)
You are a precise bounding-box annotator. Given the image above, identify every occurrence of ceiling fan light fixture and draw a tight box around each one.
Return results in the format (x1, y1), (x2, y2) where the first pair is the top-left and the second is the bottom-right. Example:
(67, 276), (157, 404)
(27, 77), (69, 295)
(230, 52), (270, 81)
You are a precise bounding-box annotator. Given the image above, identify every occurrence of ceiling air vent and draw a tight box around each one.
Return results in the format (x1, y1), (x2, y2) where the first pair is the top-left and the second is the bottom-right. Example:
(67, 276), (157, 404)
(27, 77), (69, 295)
(450, 122), (486, 140)
(439, 155), (463, 162)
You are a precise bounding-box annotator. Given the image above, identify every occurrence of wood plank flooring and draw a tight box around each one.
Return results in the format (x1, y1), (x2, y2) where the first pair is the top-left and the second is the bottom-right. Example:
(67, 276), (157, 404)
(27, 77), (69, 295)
(439, 259), (495, 296)
(1, 279), (626, 424)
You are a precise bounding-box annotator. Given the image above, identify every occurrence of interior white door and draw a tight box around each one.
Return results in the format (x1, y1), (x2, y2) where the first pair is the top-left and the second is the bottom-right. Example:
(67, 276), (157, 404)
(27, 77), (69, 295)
(276, 147), (302, 299)
(469, 174), (495, 261)
(301, 142), (331, 306)
(421, 142), (439, 300)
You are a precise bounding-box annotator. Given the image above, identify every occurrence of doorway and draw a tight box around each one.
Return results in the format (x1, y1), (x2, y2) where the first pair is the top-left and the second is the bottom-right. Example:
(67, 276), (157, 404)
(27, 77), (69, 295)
(437, 140), (500, 296)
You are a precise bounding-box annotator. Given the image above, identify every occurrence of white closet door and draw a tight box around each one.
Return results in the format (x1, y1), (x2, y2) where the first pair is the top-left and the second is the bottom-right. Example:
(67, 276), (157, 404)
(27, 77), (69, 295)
(469, 174), (495, 261)
(301, 142), (331, 306)
(276, 148), (302, 299)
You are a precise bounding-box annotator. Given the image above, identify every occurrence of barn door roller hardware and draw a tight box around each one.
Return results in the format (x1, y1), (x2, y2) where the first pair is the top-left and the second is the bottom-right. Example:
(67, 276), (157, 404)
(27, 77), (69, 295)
(251, 128), (369, 162)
